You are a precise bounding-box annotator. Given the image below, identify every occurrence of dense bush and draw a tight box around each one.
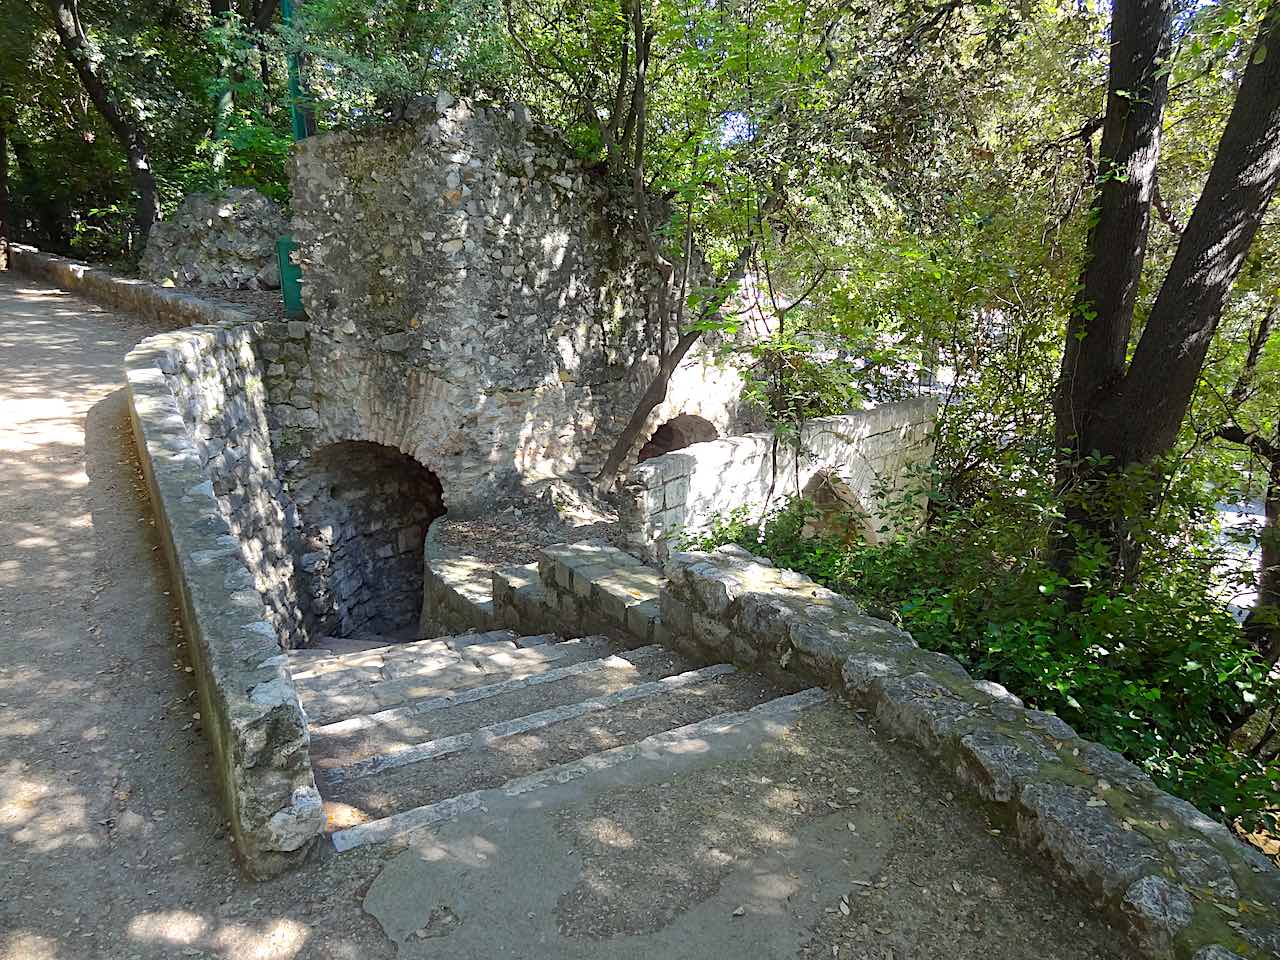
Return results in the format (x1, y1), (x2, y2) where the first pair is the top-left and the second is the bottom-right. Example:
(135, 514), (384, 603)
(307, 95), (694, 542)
(694, 481), (1279, 840)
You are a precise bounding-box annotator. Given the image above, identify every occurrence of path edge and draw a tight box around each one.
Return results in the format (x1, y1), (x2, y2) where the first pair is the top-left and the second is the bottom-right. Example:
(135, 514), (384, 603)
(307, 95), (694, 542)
(662, 545), (1280, 960)
(6, 244), (325, 878)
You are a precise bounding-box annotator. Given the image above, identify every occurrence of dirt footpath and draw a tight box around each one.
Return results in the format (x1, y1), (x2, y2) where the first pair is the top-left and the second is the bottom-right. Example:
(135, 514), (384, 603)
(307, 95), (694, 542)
(0, 276), (391, 960)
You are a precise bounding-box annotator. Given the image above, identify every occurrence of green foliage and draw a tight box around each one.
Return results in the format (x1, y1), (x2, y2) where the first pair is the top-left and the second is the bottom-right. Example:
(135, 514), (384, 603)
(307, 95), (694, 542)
(694, 472), (1279, 837)
(277, 0), (516, 124)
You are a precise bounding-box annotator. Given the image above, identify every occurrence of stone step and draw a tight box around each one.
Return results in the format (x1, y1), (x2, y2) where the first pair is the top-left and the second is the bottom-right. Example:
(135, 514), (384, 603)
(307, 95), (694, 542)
(309, 644), (681, 767)
(298, 636), (615, 726)
(318, 668), (787, 823)
(328, 687), (829, 852)
(424, 552), (499, 632)
(293, 635), (572, 702)
(289, 629), (522, 679)
(292, 637), (528, 691)
(319, 661), (735, 785)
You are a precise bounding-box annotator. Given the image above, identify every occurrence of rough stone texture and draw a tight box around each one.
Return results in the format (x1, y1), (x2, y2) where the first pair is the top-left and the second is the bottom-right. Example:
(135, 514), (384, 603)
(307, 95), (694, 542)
(155, 319), (308, 647)
(619, 399), (939, 561)
(125, 332), (323, 878)
(285, 96), (749, 510)
(423, 549), (502, 634)
(533, 540), (663, 645)
(8, 243), (253, 326)
(661, 546), (1280, 960)
(139, 187), (286, 290)
(290, 440), (443, 637)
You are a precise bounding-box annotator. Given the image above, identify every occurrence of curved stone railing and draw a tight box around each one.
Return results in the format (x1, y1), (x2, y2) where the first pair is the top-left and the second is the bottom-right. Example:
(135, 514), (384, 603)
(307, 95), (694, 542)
(8, 245), (324, 877)
(661, 546), (1279, 960)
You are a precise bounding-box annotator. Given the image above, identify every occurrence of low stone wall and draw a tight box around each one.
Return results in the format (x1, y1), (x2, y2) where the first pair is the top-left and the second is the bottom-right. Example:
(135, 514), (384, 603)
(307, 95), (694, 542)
(9, 245), (324, 877)
(160, 320), (306, 648)
(619, 398), (938, 560)
(661, 546), (1279, 960)
(7, 244), (246, 327)
(535, 541), (664, 644)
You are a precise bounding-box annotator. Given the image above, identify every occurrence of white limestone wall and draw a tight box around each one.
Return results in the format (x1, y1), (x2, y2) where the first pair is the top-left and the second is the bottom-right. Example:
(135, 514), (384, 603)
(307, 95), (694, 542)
(619, 398), (938, 559)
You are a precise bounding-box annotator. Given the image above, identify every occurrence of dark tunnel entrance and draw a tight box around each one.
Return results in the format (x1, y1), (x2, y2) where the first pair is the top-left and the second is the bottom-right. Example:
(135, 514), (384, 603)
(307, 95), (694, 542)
(289, 441), (445, 640)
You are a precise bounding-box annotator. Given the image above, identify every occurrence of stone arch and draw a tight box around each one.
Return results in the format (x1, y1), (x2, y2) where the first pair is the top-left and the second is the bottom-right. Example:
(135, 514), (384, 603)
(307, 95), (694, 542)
(287, 440), (446, 640)
(799, 470), (877, 545)
(637, 414), (719, 462)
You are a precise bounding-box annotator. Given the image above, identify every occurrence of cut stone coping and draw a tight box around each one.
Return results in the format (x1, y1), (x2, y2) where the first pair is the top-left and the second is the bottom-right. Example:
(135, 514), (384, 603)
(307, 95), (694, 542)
(7, 246), (326, 877)
(7, 243), (254, 327)
(661, 545), (1279, 960)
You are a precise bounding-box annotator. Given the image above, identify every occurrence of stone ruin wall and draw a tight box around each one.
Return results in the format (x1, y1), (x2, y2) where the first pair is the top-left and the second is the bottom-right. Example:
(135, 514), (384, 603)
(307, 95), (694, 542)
(155, 321), (307, 647)
(288, 440), (443, 639)
(282, 96), (748, 514)
(620, 398), (939, 560)
(135, 98), (754, 650)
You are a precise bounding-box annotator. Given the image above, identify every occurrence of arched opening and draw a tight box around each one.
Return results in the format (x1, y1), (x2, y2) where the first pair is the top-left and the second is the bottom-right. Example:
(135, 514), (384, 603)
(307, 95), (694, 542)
(288, 441), (445, 640)
(799, 470), (876, 545)
(637, 414), (719, 462)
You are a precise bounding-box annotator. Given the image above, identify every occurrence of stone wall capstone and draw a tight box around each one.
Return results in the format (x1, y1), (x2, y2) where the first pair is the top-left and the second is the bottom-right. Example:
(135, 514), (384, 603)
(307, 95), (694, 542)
(661, 546), (1280, 960)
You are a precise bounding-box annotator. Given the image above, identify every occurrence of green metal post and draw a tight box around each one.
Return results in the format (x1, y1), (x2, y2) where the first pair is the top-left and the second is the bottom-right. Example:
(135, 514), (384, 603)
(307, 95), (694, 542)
(278, 0), (307, 318)
(280, 0), (311, 142)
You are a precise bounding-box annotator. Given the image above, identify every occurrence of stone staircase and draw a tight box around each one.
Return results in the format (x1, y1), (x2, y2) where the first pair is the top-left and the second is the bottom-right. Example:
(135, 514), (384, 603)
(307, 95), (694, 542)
(288, 628), (826, 853)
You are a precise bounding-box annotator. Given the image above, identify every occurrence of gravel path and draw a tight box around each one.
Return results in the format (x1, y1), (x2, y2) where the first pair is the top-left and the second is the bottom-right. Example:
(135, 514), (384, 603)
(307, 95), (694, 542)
(0, 274), (391, 960)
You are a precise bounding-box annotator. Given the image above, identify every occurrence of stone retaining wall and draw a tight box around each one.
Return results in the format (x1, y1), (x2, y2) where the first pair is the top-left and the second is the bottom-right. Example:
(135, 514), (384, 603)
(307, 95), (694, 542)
(661, 546), (1279, 960)
(619, 398), (938, 560)
(286, 96), (750, 506)
(7, 244), (249, 327)
(9, 245), (324, 877)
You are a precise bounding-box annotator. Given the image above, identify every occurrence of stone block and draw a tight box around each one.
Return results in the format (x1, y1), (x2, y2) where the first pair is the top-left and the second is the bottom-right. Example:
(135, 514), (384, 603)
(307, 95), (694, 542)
(624, 597), (660, 643)
(1120, 875), (1194, 958)
(1016, 781), (1160, 901)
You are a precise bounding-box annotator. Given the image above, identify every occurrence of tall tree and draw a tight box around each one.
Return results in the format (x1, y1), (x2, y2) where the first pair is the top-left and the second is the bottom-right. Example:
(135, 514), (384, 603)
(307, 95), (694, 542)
(1053, 1), (1280, 578)
(46, 0), (158, 242)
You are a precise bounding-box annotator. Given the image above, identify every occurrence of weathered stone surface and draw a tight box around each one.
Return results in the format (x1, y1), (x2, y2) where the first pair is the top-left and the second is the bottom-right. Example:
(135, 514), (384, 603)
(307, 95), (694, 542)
(621, 401), (938, 561)
(1191, 948), (1248, 960)
(1017, 781), (1160, 899)
(286, 97), (748, 505)
(1120, 875), (1195, 956)
(140, 187), (286, 290)
(654, 544), (1280, 960)
(956, 729), (1046, 803)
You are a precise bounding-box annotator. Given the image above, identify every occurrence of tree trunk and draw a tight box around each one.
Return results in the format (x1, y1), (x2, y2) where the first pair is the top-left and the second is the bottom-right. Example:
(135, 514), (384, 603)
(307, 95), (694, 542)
(10, 134), (69, 251)
(1221, 425), (1280, 666)
(1052, 4), (1280, 578)
(594, 330), (702, 486)
(1247, 461), (1280, 665)
(47, 0), (158, 243)
(211, 0), (235, 155)
(0, 121), (10, 243)
(594, 241), (757, 488)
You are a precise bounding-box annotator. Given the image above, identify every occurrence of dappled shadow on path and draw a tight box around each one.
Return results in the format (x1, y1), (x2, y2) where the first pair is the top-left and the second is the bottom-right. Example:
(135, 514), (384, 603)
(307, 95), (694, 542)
(0, 277), (391, 960)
